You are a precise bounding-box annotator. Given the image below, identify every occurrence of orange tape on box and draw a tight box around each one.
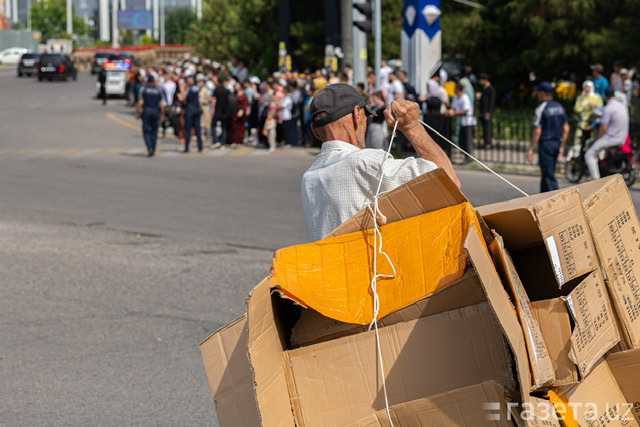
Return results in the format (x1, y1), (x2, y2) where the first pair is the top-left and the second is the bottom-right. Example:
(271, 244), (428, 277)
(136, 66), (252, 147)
(269, 202), (484, 325)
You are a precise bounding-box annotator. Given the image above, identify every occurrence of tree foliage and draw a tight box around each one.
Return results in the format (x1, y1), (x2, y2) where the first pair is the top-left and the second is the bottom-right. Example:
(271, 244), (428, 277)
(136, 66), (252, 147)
(192, 0), (278, 75)
(165, 8), (197, 45)
(30, 0), (91, 40)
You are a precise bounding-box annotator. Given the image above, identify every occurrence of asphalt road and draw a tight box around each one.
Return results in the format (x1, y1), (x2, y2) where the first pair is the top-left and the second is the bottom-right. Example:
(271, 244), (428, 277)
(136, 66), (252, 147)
(2, 68), (640, 426)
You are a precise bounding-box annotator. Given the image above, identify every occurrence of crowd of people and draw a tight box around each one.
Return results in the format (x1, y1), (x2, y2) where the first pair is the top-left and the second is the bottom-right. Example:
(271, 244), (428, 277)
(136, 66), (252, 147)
(117, 54), (501, 159)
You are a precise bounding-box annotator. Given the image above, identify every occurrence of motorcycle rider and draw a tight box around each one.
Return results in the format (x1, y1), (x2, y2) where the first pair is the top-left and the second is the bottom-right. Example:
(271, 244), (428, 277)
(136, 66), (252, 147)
(585, 86), (629, 179)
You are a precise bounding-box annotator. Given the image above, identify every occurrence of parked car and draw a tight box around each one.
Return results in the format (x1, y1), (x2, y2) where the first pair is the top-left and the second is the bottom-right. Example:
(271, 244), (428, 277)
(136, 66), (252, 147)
(90, 50), (113, 74)
(17, 52), (42, 77)
(38, 53), (77, 81)
(0, 47), (28, 65)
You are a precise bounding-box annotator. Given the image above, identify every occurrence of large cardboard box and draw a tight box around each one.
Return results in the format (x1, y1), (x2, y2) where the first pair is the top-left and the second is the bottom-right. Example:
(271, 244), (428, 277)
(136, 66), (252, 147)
(283, 303), (514, 426)
(607, 349), (640, 423)
(574, 175), (640, 349)
(548, 359), (639, 427)
(246, 170), (534, 426)
(478, 189), (598, 295)
(199, 315), (260, 427)
(347, 381), (514, 427)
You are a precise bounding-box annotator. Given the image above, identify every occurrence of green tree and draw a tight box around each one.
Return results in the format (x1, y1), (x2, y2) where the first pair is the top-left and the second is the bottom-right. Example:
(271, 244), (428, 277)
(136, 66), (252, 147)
(30, 0), (91, 40)
(192, 0), (278, 75)
(165, 8), (197, 45)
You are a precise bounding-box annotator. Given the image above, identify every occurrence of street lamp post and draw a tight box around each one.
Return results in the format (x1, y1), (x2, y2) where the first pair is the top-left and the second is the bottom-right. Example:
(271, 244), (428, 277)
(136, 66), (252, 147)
(66, 0), (73, 35)
(160, 0), (165, 46)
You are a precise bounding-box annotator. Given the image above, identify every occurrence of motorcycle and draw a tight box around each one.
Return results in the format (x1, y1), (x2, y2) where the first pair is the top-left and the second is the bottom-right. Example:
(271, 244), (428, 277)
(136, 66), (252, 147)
(565, 130), (637, 187)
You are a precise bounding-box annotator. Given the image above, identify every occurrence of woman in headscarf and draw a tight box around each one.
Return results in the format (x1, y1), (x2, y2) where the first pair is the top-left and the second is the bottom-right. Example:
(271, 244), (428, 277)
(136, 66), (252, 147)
(573, 80), (603, 146)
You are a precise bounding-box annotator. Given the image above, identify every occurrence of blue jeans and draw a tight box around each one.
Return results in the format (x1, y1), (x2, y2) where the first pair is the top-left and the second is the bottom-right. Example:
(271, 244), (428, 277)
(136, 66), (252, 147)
(142, 108), (159, 153)
(538, 139), (560, 192)
(184, 108), (203, 152)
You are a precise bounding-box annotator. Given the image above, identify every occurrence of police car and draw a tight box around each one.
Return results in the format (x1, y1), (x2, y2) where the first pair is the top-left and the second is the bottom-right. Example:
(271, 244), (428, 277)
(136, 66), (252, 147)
(95, 54), (132, 99)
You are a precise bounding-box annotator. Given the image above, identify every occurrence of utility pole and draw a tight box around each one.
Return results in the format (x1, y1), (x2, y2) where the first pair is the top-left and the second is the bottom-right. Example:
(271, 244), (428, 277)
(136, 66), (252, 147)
(374, 0), (381, 86)
(66, 0), (73, 35)
(152, 0), (159, 41)
(111, 0), (119, 47)
(99, 0), (110, 41)
(160, 0), (165, 46)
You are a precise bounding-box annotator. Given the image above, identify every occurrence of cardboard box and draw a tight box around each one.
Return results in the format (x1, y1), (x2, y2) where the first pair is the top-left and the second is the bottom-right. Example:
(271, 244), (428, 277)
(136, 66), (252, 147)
(607, 349), (640, 423)
(290, 269), (486, 348)
(528, 270), (619, 379)
(478, 189), (597, 293)
(347, 381), (514, 427)
(283, 303), (514, 426)
(246, 170), (535, 426)
(199, 315), (261, 427)
(490, 235), (556, 390)
(547, 359), (639, 427)
(574, 175), (640, 349)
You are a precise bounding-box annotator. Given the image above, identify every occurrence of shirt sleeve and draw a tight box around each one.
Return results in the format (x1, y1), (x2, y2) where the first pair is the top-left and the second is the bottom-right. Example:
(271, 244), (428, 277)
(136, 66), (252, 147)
(602, 104), (612, 126)
(533, 102), (546, 128)
(376, 154), (438, 193)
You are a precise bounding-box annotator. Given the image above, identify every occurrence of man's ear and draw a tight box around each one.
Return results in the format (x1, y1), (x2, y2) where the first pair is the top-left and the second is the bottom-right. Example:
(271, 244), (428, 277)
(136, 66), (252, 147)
(352, 106), (361, 129)
(311, 123), (320, 140)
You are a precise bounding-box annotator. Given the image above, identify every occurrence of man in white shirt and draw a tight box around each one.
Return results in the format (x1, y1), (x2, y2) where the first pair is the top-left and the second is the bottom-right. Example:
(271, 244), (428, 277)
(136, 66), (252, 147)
(448, 82), (477, 164)
(586, 86), (629, 179)
(301, 84), (460, 242)
(386, 72), (405, 105)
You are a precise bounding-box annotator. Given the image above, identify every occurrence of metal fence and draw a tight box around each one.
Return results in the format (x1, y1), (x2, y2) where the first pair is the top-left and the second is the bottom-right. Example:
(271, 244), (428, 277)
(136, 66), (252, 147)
(404, 114), (640, 166)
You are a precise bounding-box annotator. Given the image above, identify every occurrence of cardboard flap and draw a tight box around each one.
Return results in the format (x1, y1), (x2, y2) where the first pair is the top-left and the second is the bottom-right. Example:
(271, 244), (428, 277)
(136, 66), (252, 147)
(490, 235), (556, 390)
(530, 299), (579, 387)
(463, 227), (533, 406)
(549, 359), (639, 427)
(199, 315), (261, 427)
(327, 168), (468, 238)
(346, 381), (512, 427)
(246, 279), (296, 427)
(607, 349), (640, 423)
(564, 270), (620, 377)
(270, 203), (482, 325)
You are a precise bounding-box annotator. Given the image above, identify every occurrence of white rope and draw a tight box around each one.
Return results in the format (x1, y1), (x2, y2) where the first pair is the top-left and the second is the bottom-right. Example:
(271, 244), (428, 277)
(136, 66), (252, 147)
(366, 121), (400, 427)
(418, 118), (529, 197)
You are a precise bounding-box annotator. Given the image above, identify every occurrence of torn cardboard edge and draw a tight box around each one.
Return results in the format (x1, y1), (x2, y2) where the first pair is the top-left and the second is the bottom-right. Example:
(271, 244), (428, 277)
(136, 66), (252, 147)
(490, 234), (556, 390)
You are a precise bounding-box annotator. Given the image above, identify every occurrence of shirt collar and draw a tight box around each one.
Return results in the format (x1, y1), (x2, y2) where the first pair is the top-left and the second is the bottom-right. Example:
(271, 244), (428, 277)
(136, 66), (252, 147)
(320, 140), (360, 153)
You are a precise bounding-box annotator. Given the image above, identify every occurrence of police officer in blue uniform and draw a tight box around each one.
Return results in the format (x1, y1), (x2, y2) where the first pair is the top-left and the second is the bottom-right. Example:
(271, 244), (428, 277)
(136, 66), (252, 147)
(183, 74), (203, 153)
(527, 81), (569, 192)
(136, 75), (165, 157)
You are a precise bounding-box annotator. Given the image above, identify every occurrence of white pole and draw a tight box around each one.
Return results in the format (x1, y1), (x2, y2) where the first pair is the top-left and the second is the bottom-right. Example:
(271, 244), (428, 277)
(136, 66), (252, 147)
(6, 0), (12, 25)
(120, 0), (125, 9)
(160, 0), (164, 45)
(196, 0), (201, 20)
(145, 0), (151, 37)
(374, 0), (381, 85)
(66, 0), (72, 34)
(11, 0), (18, 24)
(152, 0), (159, 41)
(99, 0), (109, 40)
(27, 0), (32, 31)
(112, 0), (119, 48)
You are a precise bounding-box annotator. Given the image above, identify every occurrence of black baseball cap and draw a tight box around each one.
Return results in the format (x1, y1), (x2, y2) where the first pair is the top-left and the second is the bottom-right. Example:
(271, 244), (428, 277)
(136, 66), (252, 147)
(310, 84), (376, 128)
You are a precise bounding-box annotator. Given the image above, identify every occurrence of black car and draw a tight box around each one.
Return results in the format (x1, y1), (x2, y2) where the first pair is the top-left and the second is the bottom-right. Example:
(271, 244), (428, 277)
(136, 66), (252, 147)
(38, 53), (77, 81)
(107, 51), (136, 66)
(91, 50), (113, 74)
(17, 51), (41, 77)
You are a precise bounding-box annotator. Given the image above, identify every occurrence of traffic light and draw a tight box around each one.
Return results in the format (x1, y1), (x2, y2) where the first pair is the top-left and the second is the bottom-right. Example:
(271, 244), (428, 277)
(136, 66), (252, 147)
(353, 1), (372, 35)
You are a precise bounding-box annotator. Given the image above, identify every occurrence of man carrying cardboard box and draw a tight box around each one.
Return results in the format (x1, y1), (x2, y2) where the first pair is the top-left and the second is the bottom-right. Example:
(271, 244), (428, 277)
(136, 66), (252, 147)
(301, 84), (460, 242)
